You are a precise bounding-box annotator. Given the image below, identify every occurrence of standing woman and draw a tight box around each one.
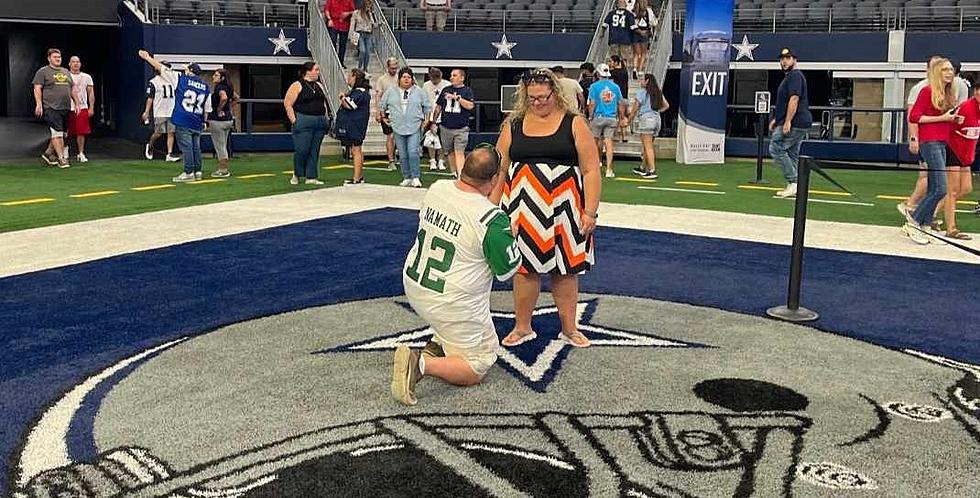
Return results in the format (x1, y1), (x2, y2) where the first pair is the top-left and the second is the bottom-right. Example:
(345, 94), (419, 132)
(628, 73), (668, 178)
(631, 0), (657, 79)
(208, 69), (238, 178)
(337, 68), (372, 185)
(491, 68), (601, 348)
(904, 58), (961, 244)
(382, 67), (431, 187)
(284, 62), (329, 185)
(350, 1), (377, 71)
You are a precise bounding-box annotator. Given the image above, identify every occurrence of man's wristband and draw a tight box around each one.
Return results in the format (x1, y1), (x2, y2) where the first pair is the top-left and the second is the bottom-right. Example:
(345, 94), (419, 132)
(584, 210), (598, 218)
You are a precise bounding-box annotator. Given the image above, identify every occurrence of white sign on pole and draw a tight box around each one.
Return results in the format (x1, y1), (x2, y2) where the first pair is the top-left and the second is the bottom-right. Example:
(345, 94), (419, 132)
(755, 91), (771, 114)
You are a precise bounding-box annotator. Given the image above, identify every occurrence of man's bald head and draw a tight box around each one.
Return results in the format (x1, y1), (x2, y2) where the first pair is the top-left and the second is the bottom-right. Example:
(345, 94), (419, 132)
(460, 147), (500, 187)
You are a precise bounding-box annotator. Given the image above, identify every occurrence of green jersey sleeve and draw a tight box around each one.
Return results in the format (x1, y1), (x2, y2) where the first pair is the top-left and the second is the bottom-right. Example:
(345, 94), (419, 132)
(482, 211), (521, 281)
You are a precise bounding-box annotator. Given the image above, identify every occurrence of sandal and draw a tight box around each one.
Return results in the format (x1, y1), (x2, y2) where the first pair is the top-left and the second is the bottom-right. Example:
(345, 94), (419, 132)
(561, 330), (591, 348)
(501, 330), (537, 347)
(945, 229), (973, 240)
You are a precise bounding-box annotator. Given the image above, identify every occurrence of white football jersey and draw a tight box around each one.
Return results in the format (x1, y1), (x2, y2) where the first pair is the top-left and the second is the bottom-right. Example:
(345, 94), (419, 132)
(403, 180), (520, 348)
(147, 74), (176, 119)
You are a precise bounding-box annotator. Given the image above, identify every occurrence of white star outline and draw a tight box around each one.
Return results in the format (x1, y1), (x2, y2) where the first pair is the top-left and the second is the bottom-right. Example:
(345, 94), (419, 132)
(269, 28), (296, 56)
(731, 35), (759, 61)
(491, 33), (517, 59)
(319, 299), (706, 392)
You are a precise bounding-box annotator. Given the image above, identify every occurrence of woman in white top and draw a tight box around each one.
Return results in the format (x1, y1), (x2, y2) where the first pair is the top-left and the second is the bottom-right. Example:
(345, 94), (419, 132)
(631, 0), (658, 79)
(350, 1), (377, 71)
(628, 73), (669, 178)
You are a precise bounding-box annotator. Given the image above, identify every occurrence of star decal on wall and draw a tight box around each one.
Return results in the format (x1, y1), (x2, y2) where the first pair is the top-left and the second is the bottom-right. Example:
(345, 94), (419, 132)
(269, 28), (296, 56)
(318, 299), (708, 392)
(731, 35), (760, 61)
(491, 33), (517, 59)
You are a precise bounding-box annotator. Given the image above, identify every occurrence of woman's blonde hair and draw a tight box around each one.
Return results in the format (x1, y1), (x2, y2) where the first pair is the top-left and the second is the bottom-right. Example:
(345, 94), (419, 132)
(504, 68), (577, 128)
(927, 58), (956, 112)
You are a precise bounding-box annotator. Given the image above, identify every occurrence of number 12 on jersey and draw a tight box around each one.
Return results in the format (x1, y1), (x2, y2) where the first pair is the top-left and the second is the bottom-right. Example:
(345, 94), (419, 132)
(405, 228), (456, 293)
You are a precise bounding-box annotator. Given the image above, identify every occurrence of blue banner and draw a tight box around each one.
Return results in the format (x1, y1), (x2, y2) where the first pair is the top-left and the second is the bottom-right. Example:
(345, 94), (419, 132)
(677, 0), (734, 164)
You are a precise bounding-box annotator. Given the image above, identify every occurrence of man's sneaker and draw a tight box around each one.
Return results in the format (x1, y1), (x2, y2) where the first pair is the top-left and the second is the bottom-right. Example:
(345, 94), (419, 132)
(399, 178), (412, 187)
(421, 340), (445, 359)
(165, 154), (181, 162)
(343, 177), (365, 185)
(632, 166), (646, 176)
(641, 170), (658, 179)
(387, 160), (397, 171)
(40, 153), (57, 166)
(77, 153), (88, 163)
(411, 178), (423, 188)
(429, 159), (438, 171)
(305, 178), (324, 185)
(144, 144), (153, 160)
(57, 160), (70, 169)
(194, 171), (203, 180)
(211, 170), (231, 178)
(172, 172), (195, 182)
(775, 183), (798, 198)
(290, 175), (300, 185)
(902, 223), (930, 245)
(605, 169), (616, 178)
(391, 345), (422, 406)
(437, 159), (447, 170)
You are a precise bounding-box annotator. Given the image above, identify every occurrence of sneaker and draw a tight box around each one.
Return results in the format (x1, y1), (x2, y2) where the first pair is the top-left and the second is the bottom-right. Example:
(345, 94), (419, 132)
(775, 183), (798, 198)
(437, 160), (447, 171)
(897, 202), (918, 225)
(421, 340), (445, 359)
(165, 154), (181, 163)
(902, 223), (930, 245)
(290, 175), (300, 185)
(605, 169), (615, 178)
(194, 171), (202, 181)
(57, 160), (70, 169)
(211, 170), (231, 178)
(77, 153), (88, 163)
(343, 177), (364, 185)
(40, 153), (57, 166)
(411, 178), (423, 188)
(641, 170), (658, 179)
(399, 179), (412, 187)
(172, 172), (195, 182)
(974, 202), (980, 215)
(144, 143), (153, 160)
(429, 159), (438, 171)
(387, 160), (397, 171)
(391, 345), (422, 406)
(305, 178), (324, 185)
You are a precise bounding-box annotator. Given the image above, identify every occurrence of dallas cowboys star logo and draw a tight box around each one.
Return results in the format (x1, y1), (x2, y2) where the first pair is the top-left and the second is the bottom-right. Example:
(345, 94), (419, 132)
(731, 35), (759, 61)
(317, 299), (706, 392)
(269, 28), (296, 56)
(491, 33), (517, 59)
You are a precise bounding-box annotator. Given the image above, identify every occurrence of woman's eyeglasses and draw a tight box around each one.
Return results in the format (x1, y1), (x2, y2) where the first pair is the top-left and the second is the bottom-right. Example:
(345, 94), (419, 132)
(527, 90), (554, 104)
(474, 142), (502, 167)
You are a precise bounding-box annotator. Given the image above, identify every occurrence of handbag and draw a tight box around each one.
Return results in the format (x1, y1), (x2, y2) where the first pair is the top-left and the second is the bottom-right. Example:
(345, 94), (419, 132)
(348, 29), (360, 47)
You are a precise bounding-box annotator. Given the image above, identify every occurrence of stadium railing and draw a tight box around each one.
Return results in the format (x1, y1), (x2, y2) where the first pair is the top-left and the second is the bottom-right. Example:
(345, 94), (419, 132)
(584, 0), (616, 66)
(307, 0), (348, 117)
(387, 8), (601, 33)
(373, 0), (409, 68)
(726, 104), (909, 144)
(674, 5), (980, 33)
(647, 0), (673, 89)
(134, 0), (307, 28)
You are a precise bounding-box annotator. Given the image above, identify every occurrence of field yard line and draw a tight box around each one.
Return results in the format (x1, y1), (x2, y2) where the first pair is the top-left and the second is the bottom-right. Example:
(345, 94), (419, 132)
(675, 181), (719, 187)
(237, 174), (277, 179)
(638, 186), (725, 195)
(772, 196), (874, 207)
(615, 178), (656, 183)
(1, 198), (55, 207)
(69, 191), (119, 199)
(132, 184), (176, 191)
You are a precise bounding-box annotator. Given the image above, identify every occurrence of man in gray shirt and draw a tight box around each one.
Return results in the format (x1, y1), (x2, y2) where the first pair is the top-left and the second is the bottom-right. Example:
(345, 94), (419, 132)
(32, 48), (76, 168)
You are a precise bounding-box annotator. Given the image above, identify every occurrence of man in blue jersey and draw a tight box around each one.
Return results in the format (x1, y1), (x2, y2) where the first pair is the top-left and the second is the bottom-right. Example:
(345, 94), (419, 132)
(138, 50), (211, 182)
(588, 63), (626, 178)
(603, 0), (636, 75)
(433, 68), (475, 178)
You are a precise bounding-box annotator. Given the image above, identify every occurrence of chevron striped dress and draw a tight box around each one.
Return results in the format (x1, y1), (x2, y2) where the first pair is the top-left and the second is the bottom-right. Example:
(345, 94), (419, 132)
(501, 112), (594, 275)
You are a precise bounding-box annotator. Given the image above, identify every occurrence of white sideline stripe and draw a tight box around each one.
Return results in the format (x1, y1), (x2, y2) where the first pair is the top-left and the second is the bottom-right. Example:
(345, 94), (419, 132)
(772, 196), (875, 207)
(637, 186), (726, 195)
(459, 443), (576, 470)
(17, 338), (187, 486)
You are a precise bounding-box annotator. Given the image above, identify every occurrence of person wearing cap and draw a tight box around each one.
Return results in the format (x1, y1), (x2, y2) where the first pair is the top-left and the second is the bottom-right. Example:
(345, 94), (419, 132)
(139, 51), (212, 183)
(142, 59), (180, 162)
(588, 63), (626, 178)
(550, 66), (584, 113)
(769, 47), (812, 198)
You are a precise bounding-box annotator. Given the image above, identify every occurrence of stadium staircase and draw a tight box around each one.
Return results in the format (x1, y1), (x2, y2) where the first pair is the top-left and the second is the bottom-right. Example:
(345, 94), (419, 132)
(308, 0), (408, 158)
(586, 0), (673, 159)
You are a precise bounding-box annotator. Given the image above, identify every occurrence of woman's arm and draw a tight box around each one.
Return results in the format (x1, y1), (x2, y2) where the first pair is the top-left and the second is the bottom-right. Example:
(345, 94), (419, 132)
(489, 122), (513, 205)
(283, 82), (301, 124)
(658, 96), (670, 112)
(572, 115), (601, 236)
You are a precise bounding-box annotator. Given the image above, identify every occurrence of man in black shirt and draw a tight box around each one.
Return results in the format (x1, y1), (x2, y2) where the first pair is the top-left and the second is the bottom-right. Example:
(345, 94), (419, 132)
(609, 55), (630, 142)
(768, 47), (812, 198)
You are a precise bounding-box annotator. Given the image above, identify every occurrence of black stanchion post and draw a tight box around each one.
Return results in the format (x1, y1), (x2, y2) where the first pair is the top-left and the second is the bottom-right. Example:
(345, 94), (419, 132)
(750, 113), (769, 184)
(767, 156), (819, 322)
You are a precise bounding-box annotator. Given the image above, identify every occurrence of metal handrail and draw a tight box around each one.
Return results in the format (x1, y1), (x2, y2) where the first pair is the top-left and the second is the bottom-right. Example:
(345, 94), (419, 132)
(372, 0), (409, 69)
(585, 0), (616, 64)
(647, 0), (672, 87)
(140, 0), (306, 27)
(387, 8), (601, 33)
(307, 0), (348, 116)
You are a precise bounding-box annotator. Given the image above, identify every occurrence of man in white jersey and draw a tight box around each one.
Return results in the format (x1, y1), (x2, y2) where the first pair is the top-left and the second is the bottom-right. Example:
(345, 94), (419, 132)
(141, 61), (180, 162)
(393, 146), (522, 406)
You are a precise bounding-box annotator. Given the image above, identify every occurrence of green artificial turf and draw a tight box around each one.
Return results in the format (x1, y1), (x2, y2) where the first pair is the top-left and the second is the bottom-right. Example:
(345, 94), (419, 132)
(1, 154), (978, 233)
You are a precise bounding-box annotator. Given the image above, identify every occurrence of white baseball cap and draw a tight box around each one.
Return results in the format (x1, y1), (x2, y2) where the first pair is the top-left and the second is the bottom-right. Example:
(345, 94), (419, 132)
(596, 63), (612, 78)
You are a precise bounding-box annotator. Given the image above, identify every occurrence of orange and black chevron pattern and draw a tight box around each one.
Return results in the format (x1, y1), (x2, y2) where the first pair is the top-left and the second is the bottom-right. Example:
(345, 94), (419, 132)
(501, 161), (594, 274)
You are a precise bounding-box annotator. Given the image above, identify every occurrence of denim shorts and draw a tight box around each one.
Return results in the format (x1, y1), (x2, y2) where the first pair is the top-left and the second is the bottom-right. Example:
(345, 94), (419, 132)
(636, 113), (661, 136)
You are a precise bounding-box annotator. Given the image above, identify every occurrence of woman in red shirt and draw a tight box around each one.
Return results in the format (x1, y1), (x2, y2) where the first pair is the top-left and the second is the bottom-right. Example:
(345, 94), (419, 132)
(943, 81), (979, 239)
(904, 58), (962, 244)
(324, 0), (355, 66)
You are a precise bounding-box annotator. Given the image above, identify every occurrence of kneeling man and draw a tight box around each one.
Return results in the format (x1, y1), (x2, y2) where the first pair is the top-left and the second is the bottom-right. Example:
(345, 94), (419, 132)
(393, 146), (521, 405)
